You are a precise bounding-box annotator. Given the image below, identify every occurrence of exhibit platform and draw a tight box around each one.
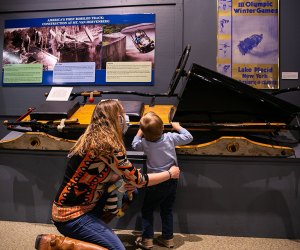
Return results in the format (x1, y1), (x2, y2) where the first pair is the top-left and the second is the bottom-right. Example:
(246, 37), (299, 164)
(1, 149), (300, 239)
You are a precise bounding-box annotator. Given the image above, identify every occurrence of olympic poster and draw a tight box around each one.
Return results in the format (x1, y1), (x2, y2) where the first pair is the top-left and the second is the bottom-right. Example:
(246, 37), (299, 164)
(217, 0), (279, 89)
(2, 14), (156, 86)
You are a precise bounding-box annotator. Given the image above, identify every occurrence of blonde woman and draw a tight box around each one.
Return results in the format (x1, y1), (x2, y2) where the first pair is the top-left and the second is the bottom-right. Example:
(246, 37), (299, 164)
(36, 100), (180, 250)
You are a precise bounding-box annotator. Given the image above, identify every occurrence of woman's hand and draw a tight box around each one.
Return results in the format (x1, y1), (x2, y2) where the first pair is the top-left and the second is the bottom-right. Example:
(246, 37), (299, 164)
(124, 183), (137, 192)
(109, 174), (121, 183)
(146, 166), (180, 186)
(169, 165), (180, 179)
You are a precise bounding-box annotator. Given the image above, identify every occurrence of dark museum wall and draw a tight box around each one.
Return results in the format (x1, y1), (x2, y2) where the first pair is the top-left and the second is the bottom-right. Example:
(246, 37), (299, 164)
(0, 0), (300, 239)
(1, 0), (300, 118)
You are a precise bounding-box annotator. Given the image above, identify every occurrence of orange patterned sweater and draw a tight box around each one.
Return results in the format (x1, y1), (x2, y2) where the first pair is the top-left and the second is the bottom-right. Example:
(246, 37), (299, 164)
(52, 151), (147, 222)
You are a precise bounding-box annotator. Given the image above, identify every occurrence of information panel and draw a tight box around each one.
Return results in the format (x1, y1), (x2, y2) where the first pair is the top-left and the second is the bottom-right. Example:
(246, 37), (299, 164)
(2, 14), (156, 86)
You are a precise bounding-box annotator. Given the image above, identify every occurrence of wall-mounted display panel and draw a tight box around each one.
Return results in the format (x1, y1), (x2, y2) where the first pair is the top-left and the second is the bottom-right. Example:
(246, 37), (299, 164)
(0, 0), (183, 115)
(2, 14), (156, 86)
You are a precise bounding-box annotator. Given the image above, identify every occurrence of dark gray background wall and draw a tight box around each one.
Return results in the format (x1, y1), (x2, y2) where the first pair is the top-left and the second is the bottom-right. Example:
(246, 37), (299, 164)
(0, 0), (300, 239)
(0, 0), (184, 116)
(1, 0), (299, 116)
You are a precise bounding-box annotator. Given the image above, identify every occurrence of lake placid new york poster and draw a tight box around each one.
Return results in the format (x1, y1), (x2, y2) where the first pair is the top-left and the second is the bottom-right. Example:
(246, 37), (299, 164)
(217, 0), (279, 89)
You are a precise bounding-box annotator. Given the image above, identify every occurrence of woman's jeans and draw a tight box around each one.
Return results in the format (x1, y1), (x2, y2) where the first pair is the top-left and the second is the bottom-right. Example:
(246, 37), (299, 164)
(53, 192), (125, 250)
(141, 179), (178, 239)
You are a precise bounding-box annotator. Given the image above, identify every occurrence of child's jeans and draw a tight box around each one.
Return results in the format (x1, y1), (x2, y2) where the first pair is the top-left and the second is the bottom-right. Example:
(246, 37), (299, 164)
(141, 179), (178, 239)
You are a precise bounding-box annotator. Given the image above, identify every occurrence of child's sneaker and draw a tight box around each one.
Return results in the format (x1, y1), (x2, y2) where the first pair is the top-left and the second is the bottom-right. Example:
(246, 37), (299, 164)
(135, 236), (153, 249)
(156, 235), (174, 248)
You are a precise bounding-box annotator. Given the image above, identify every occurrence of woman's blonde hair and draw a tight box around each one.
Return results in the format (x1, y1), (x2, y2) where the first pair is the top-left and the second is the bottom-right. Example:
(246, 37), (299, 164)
(140, 111), (163, 142)
(69, 99), (126, 157)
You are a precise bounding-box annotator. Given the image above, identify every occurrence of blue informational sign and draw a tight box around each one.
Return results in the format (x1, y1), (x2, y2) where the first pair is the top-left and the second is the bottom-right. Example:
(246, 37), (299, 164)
(2, 14), (156, 86)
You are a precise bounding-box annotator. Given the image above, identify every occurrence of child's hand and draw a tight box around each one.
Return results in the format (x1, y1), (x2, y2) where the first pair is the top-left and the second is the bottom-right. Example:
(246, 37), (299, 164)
(137, 128), (143, 137)
(170, 122), (182, 131)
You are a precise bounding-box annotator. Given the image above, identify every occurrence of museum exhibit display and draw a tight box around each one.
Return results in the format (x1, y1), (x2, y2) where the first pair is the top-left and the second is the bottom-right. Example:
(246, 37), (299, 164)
(1, 45), (300, 157)
(1, 0), (300, 243)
